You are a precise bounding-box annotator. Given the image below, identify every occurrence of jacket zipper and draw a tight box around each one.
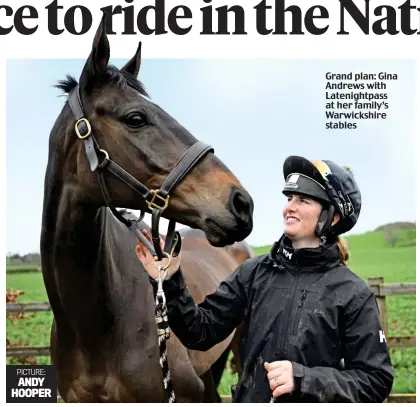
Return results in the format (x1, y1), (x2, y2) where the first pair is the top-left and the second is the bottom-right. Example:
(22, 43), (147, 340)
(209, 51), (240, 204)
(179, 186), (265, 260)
(280, 273), (300, 358)
(292, 290), (307, 335)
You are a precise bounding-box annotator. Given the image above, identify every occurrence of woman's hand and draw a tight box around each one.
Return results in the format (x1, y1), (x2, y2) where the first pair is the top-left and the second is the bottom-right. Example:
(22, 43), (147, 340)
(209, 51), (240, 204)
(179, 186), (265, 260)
(135, 229), (182, 280)
(264, 360), (295, 398)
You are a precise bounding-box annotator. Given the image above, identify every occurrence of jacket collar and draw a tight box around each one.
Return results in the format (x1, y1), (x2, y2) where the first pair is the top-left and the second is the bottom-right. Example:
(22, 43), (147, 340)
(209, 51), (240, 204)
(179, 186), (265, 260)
(269, 234), (341, 272)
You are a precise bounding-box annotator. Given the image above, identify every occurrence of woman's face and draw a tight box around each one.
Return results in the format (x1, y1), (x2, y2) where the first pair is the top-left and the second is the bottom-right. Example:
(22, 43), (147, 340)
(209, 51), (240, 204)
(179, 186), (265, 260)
(283, 194), (323, 241)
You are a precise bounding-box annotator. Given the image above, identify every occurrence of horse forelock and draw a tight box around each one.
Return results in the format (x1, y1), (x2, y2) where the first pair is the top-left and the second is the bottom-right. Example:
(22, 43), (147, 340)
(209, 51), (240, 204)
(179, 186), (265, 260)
(55, 75), (78, 94)
(54, 66), (149, 99)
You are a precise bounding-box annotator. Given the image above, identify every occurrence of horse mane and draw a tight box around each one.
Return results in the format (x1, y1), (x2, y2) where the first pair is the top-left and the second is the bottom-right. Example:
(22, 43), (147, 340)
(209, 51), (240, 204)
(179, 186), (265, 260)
(54, 65), (149, 98)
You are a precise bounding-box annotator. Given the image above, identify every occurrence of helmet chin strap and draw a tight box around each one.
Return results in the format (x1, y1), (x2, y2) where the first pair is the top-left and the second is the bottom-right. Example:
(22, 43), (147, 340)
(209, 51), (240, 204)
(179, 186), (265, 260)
(315, 204), (336, 241)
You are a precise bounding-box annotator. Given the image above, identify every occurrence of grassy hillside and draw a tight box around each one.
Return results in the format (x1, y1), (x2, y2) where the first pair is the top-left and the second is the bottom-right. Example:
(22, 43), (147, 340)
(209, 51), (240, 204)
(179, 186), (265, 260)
(253, 228), (415, 257)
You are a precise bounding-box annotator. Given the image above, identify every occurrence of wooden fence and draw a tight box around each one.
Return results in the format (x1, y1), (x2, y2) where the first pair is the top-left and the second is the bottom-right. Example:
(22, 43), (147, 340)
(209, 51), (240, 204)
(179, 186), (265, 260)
(367, 277), (416, 349)
(6, 277), (416, 402)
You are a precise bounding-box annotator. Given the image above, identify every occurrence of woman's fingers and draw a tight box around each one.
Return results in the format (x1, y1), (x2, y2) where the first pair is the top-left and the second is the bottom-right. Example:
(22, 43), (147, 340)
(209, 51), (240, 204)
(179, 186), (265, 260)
(136, 229), (181, 279)
(273, 383), (290, 398)
(269, 374), (284, 390)
(141, 230), (166, 254)
(267, 367), (285, 381)
(136, 229), (154, 261)
(141, 228), (153, 243)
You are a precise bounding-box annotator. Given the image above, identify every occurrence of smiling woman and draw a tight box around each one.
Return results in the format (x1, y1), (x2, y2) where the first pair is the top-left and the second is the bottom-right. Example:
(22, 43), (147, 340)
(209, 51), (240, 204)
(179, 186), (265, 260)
(283, 194), (325, 249)
(136, 154), (394, 403)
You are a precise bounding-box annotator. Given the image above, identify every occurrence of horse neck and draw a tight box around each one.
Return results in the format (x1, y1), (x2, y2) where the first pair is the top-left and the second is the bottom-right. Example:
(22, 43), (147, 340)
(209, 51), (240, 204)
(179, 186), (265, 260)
(42, 179), (114, 337)
(42, 107), (154, 347)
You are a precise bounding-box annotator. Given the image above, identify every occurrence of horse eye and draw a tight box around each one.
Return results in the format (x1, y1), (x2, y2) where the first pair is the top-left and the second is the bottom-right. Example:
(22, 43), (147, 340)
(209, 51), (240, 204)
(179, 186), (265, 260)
(124, 112), (147, 128)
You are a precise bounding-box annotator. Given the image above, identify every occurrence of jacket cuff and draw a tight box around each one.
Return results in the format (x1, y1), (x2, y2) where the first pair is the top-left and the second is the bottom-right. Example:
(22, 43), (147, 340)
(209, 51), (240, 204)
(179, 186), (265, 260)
(291, 361), (305, 394)
(149, 267), (186, 299)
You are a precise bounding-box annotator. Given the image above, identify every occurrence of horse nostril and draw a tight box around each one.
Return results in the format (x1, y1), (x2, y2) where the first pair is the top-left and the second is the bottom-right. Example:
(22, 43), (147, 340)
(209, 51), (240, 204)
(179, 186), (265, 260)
(229, 188), (254, 223)
(234, 193), (250, 215)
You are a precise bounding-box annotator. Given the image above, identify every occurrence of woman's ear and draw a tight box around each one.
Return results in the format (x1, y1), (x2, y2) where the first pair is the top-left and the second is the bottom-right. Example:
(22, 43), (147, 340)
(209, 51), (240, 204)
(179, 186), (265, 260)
(332, 213), (340, 227)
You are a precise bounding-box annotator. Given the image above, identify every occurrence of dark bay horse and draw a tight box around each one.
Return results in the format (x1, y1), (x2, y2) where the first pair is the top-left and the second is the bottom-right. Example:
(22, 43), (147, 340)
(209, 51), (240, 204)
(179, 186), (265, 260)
(40, 18), (254, 402)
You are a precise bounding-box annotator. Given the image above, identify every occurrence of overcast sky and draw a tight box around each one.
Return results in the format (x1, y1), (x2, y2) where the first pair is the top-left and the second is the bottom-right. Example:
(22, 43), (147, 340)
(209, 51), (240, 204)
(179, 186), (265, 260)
(6, 58), (415, 255)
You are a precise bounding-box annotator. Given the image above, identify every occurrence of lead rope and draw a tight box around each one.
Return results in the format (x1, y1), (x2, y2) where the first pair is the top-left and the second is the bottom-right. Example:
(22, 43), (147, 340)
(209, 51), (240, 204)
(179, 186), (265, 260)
(154, 257), (176, 402)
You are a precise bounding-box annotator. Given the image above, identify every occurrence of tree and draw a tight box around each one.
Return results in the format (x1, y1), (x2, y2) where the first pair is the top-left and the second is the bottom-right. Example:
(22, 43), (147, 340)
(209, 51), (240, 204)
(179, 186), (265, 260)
(385, 228), (399, 248)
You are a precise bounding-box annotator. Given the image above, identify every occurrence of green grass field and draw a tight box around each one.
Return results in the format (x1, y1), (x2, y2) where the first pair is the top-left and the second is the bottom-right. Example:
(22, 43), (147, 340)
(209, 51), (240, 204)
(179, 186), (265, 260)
(6, 230), (416, 396)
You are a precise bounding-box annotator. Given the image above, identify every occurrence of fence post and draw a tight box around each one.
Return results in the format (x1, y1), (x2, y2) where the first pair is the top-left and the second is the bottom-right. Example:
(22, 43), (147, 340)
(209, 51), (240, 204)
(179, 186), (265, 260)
(368, 277), (388, 335)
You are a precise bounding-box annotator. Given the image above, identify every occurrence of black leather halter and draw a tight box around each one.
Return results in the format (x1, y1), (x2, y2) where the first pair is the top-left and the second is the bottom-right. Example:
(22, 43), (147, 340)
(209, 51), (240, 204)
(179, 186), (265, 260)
(68, 85), (214, 260)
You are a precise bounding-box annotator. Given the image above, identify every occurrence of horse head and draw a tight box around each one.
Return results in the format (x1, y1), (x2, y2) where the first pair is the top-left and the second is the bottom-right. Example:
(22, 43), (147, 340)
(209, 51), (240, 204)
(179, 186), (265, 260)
(51, 16), (254, 247)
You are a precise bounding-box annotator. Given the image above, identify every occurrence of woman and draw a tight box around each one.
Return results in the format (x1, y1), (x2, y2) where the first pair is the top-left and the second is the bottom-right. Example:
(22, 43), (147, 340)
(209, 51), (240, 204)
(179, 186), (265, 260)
(136, 155), (394, 402)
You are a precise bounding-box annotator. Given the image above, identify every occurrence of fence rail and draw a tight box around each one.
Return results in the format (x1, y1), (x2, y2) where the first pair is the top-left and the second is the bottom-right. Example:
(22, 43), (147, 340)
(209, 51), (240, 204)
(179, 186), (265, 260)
(6, 346), (50, 357)
(6, 267), (41, 274)
(7, 302), (51, 313)
(222, 394), (417, 403)
(7, 278), (416, 402)
(369, 282), (416, 297)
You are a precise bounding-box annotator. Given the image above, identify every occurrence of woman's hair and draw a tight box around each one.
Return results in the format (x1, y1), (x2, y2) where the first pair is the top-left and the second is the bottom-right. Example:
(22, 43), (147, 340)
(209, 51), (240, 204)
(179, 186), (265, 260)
(336, 235), (350, 264)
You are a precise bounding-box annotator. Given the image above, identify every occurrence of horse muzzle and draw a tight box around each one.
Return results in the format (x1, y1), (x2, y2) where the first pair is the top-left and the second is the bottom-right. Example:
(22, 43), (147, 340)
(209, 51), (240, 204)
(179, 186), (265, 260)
(203, 187), (254, 246)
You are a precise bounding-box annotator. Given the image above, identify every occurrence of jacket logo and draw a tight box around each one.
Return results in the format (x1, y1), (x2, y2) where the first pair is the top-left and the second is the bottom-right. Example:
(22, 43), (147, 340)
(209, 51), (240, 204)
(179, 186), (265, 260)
(283, 248), (293, 260)
(379, 330), (387, 343)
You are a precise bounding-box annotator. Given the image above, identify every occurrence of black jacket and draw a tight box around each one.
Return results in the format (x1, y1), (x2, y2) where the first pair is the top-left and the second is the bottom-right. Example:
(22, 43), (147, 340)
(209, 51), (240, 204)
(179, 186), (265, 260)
(153, 235), (394, 402)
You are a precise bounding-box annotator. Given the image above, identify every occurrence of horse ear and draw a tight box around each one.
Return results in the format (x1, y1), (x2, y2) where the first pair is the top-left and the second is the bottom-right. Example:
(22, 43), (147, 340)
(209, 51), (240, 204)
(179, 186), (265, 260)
(121, 42), (142, 77)
(79, 13), (110, 89)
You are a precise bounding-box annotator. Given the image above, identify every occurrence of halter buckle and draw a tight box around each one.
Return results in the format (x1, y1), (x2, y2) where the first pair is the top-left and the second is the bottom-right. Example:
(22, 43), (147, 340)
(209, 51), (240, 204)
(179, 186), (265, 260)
(147, 190), (169, 212)
(75, 118), (92, 139)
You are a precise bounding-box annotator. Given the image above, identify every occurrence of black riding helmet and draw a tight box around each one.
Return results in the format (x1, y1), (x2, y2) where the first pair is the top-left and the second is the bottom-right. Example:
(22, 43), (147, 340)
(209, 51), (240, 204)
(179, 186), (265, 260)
(282, 156), (362, 239)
